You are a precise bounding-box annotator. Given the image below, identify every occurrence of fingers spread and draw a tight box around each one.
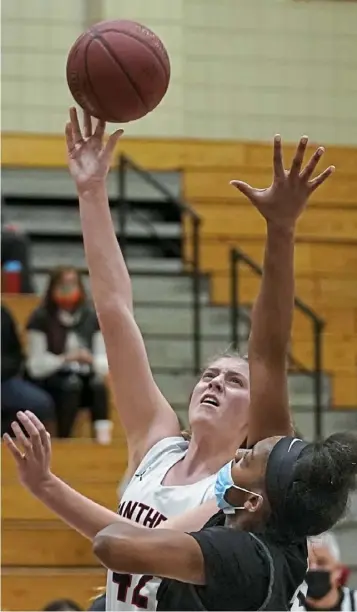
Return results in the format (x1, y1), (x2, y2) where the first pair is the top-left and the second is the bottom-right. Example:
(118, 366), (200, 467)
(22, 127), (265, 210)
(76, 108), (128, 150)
(65, 121), (74, 153)
(16, 411), (43, 460)
(290, 136), (308, 179)
(25, 411), (51, 457)
(230, 180), (255, 200)
(94, 118), (106, 141)
(70, 107), (83, 144)
(308, 165), (335, 193)
(83, 111), (93, 139)
(3, 433), (24, 464)
(11, 420), (32, 455)
(273, 135), (285, 180)
(300, 146), (325, 182)
(103, 129), (124, 159)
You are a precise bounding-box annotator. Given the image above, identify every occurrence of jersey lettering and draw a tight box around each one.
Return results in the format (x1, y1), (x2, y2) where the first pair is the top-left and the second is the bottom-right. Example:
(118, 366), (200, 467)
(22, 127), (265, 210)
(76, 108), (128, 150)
(113, 573), (153, 609)
(107, 438), (216, 611)
(118, 500), (167, 527)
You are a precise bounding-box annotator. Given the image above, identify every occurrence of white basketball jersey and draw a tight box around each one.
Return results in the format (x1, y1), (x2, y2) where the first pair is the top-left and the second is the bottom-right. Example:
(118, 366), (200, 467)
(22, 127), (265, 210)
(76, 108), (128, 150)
(106, 436), (216, 611)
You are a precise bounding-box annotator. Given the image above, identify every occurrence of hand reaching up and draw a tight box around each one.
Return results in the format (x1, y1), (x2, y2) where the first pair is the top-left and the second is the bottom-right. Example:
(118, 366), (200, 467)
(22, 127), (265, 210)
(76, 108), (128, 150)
(3, 411), (52, 495)
(66, 107), (124, 192)
(231, 135), (335, 230)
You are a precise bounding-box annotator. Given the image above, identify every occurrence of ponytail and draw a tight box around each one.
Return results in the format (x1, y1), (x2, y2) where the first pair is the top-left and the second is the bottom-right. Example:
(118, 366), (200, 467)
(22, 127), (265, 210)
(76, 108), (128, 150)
(283, 432), (357, 537)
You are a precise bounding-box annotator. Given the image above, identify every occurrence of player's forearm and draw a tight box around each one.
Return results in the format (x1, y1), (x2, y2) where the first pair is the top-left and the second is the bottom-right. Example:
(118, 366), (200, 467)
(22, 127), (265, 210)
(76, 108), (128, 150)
(78, 182), (133, 314)
(34, 472), (210, 541)
(36, 472), (127, 540)
(249, 222), (295, 364)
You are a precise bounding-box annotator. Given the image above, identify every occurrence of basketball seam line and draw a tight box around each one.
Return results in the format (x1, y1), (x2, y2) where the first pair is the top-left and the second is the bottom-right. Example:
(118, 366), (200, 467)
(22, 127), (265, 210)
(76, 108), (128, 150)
(92, 27), (169, 81)
(67, 34), (105, 120)
(84, 38), (106, 117)
(93, 33), (147, 112)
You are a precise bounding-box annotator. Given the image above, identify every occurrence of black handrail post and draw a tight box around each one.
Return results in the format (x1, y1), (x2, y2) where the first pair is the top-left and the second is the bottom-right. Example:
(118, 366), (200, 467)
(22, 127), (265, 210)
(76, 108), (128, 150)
(192, 216), (201, 375)
(313, 319), (324, 441)
(230, 249), (240, 351)
(118, 155), (128, 261)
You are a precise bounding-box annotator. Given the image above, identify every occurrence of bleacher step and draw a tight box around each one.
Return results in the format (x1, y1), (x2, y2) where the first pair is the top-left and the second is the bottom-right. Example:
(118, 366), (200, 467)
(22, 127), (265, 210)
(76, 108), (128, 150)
(1, 440), (127, 483)
(1, 567), (106, 611)
(34, 270), (210, 304)
(2, 521), (98, 567)
(9, 204), (181, 238)
(33, 242), (184, 273)
(2, 166), (182, 201)
(2, 481), (119, 521)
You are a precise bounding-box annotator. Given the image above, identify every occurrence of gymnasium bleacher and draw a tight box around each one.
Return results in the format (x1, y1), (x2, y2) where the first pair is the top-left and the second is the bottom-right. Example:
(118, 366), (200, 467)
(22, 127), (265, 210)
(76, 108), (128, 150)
(2, 135), (357, 608)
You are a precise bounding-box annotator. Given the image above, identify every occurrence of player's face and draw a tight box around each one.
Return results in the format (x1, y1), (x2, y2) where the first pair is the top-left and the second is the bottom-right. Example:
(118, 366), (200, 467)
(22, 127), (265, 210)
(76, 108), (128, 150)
(188, 356), (250, 439)
(227, 437), (281, 509)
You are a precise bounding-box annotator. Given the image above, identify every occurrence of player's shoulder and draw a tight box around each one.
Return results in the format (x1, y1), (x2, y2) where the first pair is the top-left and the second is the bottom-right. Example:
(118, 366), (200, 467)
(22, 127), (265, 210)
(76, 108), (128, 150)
(191, 522), (267, 562)
(135, 436), (188, 476)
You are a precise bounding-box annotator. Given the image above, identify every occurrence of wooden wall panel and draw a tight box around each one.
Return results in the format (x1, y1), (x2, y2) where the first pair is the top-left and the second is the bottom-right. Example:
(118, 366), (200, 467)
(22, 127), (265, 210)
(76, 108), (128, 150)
(184, 168), (357, 205)
(3, 134), (357, 173)
(1, 569), (106, 612)
(188, 201), (357, 241)
(2, 522), (98, 567)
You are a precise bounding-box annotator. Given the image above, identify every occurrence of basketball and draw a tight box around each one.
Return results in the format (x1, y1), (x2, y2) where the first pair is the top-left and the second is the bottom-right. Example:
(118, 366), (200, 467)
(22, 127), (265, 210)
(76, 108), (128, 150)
(66, 20), (170, 123)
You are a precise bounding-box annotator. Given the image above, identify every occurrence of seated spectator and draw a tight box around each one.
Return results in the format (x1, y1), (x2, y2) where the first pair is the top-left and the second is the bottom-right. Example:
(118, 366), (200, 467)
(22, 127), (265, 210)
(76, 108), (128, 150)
(293, 531), (357, 610)
(26, 266), (111, 442)
(43, 599), (82, 611)
(1, 304), (55, 436)
(1, 196), (35, 293)
(87, 592), (106, 611)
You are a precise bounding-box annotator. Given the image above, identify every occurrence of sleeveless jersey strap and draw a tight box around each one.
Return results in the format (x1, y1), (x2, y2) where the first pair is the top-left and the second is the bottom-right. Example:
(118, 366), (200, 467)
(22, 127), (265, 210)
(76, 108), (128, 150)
(248, 532), (275, 611)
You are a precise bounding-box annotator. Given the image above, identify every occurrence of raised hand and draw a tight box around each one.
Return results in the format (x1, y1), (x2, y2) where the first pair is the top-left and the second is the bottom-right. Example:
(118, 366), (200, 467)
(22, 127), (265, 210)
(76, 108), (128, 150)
(3, 411), (52, 495)
(231, 135), (335, 229)
(65, 107), (123, 191)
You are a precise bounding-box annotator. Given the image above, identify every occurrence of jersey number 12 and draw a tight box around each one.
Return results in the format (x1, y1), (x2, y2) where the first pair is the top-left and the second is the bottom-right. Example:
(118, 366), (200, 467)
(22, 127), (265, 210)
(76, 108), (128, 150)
(113, 573), (153, 609)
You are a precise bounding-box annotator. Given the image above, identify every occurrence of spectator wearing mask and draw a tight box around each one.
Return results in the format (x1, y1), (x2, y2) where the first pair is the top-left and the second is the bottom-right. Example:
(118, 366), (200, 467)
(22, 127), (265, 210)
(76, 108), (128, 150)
(294, 531), (357, 611)
(26, 266), (111, 442)
(1, 304), (55, 436)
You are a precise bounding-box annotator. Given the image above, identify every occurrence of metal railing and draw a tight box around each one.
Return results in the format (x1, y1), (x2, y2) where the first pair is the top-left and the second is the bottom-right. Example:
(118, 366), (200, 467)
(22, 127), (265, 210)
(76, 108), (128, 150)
(118, 154), (202, 373)
(229, 247), (325, 440)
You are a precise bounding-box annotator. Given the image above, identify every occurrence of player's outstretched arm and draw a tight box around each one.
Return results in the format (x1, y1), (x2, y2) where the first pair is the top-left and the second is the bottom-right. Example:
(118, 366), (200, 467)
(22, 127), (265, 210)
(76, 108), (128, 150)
(231, 136), (334, 447)
(66, 108), (180, 473)
(3, 411), (214, 540)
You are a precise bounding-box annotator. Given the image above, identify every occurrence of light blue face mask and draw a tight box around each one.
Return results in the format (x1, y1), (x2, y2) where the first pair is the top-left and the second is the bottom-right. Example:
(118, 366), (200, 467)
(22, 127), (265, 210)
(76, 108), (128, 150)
(215, 460), (263, 515)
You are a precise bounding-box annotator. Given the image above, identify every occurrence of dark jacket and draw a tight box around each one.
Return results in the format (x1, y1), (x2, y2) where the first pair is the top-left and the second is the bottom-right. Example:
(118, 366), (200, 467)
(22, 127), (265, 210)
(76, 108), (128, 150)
(1, 305), (23, 381)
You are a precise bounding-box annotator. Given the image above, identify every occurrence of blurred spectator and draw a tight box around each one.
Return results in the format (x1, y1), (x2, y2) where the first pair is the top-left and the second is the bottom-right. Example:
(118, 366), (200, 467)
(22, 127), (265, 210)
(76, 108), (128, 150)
(1, 304), (55, 436)
(87, 593), (106, 611)
(294, 531), (357, 610)
(26, 266), (111, 441)
(43, 599), (82, 611)
(1, 196), (35, 293)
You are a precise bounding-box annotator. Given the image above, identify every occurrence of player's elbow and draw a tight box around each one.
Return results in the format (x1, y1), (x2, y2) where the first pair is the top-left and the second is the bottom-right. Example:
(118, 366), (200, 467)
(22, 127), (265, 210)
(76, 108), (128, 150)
(93, 532), (113, 567)
(93, 528), (140, 573)
(93, 531), (126, 572)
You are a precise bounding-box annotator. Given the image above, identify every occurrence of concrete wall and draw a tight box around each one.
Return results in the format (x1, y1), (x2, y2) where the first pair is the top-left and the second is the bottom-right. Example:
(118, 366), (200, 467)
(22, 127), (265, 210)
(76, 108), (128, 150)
(2, 0), (357, 144)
